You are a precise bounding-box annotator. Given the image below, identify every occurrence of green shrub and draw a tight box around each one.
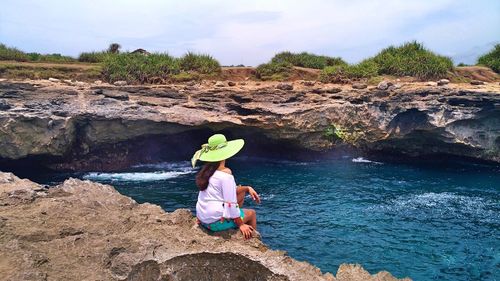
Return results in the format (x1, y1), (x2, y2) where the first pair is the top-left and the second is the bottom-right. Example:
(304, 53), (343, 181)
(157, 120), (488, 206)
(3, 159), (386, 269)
(320, 65), (345, 83)
(101, 52), (222, 84)
(27, 52), (75, 63)
(346, 59), (379, 78)
(179, 52), (221, 74)
(320, 59), (379, 82)
(0, 62), (101, 80)
(271, 51), (346, 69)
(78, 51), (110, 63)
(26, 52), (42, 61)
(255, 61), (294, 80)
(170, 72), (200, 82)
(0, 43), (29, 61)
(477, 44), (500, 73)
(371, 41), (453, 79)
(102, 53), (182, 83)
(0, 44), (76, 63)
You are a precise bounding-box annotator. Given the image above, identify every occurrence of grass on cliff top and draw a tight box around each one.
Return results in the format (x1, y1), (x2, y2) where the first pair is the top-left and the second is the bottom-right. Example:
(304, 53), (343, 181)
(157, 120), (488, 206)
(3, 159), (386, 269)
(255, 61), (294, 81)
(256, 51), (346, 81)
(260, 42), (453, 82)
(0, 61), (101, 81)
(78, 51), (111, 63)
(101, 52), (221, 83)
(78, 43), (122, 63)
(320, 59), (379, 83)
(0, 44), (30, 61)
(477, 44), (500, 73)
(270, 51), (347, 69)
(320, 41), (454, 82)
(0, 43), (76, 63)
(370, 41), (453, 79)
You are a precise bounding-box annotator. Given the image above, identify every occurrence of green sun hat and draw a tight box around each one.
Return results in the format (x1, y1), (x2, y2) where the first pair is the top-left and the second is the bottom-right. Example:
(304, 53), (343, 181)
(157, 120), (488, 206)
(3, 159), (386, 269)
(191, 134), (244, 167)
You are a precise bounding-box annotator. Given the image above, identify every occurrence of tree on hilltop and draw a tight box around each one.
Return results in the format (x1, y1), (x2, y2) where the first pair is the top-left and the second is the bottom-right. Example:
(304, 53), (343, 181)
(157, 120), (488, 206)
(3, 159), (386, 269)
(107, 43), (121, 54)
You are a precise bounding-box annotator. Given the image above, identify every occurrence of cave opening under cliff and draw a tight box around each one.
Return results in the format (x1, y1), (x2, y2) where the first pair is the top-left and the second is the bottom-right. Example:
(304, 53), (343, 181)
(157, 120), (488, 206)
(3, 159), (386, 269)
(1, 126), (329, 173)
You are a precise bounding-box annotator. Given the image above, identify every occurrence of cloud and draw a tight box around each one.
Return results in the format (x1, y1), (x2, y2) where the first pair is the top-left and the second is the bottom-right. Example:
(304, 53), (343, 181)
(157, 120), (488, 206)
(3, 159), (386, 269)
(1, 0), (498, 65)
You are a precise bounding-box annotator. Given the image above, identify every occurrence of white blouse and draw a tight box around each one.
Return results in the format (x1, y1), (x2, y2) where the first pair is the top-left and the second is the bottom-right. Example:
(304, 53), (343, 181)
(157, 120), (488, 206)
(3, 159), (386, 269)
(196, 170), (241, 224)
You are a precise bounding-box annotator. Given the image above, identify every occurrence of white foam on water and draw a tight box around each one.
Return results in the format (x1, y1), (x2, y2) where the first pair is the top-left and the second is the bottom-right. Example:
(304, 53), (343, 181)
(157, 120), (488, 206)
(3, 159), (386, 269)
(378, 192), (499, 223)
(83, 170), (193, 182)
(394, 192), (483, 208)
(352, 157), (382, 164)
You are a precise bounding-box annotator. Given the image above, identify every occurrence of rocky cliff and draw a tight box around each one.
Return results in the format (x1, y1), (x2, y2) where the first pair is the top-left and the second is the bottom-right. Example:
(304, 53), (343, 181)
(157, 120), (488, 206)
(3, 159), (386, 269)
(0, 79), (498, 171)
(0, 172), (409, 281)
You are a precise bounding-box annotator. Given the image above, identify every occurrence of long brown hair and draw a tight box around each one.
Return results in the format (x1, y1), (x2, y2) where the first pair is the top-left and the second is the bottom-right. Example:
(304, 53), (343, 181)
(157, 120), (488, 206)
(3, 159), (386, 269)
(196, 161), (220, 191)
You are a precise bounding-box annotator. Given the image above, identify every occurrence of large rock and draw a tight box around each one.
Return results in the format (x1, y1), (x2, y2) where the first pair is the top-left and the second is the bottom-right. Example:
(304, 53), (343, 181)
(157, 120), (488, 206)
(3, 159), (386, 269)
(377, 81), (393, 90)
(351, 83), (367, 89)
(276, 83), (294, 91)
(215, 81), (226, 87)
(0, 172), (409, 281)
(437, 79), (450, 86)
(113, 80), (128, 86)
(0, 80), (499, 171)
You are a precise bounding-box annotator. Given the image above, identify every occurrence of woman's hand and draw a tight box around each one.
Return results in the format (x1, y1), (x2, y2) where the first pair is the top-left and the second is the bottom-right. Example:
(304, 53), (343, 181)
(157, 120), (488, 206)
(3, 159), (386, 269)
(239, 224), (254, 239)
(247, 186), (261, 204)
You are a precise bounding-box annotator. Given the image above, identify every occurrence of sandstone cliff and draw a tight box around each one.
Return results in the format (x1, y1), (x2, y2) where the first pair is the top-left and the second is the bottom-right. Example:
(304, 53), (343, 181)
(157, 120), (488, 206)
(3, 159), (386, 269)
(0, 79), (498, 171)
(0, 172), (409, 281)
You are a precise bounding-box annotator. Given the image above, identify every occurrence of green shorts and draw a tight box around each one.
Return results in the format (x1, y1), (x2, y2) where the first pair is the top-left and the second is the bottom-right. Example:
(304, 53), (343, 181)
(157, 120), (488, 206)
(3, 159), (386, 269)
(200, 209), (245, 232)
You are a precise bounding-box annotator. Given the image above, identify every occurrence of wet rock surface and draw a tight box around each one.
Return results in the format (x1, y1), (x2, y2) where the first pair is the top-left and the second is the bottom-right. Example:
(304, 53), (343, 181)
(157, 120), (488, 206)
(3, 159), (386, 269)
(0, 79), (499, 171)
(0, 172), (410, 281)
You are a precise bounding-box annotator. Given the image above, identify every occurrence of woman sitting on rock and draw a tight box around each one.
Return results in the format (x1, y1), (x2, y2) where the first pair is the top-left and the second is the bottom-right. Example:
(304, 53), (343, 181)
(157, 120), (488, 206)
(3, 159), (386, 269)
(191, 134), (260, 239)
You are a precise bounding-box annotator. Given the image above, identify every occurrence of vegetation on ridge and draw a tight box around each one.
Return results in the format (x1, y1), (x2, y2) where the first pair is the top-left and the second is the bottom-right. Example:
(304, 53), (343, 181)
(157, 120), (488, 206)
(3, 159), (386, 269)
(270, 51), (346, 69)
(3, 41), (498, 83)
(477, 44), (500, 73)
(255, 61), (294, 81)
(369, 41), (453, 79)
(101, 52), (221, 83)
(0, 43), (75, 63)
(320, 59), (379, 83)
(321, 41), (454, 82)
(256, 51), (346, 81)
(78, 43), (123, 63)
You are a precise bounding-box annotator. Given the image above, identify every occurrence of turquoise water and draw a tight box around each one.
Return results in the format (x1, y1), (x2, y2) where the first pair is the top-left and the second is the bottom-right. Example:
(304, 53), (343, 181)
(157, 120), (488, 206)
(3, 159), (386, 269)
(31, 158), (499, 280)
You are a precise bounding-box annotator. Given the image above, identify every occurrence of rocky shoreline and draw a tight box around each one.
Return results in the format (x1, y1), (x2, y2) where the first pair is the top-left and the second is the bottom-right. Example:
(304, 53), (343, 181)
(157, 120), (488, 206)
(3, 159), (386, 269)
(0, 78), (499, 172)
(0, 172), (410, 280)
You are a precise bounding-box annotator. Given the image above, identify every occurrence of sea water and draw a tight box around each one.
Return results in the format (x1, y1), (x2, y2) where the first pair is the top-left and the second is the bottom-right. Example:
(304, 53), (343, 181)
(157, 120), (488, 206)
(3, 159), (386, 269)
(29, 158), (499, 281)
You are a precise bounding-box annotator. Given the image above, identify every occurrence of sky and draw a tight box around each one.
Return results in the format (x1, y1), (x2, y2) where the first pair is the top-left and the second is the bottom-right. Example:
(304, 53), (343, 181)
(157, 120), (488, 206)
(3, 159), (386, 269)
(1, 0), (499, 66)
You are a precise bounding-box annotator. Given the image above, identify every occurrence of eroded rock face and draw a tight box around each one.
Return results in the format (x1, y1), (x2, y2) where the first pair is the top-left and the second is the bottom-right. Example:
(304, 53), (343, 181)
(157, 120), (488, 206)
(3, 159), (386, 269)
(0, 80), (498, 171)
(0, 172), (409, 281)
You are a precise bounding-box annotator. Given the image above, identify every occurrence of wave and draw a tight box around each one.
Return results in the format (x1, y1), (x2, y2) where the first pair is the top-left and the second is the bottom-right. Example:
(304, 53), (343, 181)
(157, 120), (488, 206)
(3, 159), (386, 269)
(132, 161), (192, 170)
(83, 170), (193, 182)
(352, 157), (382, 164)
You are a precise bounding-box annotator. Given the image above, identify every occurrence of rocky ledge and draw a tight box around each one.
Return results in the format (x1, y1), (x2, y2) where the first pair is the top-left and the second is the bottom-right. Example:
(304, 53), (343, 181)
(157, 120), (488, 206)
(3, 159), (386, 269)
(0, 172), (410, 281)
(0, 79), (499, 171)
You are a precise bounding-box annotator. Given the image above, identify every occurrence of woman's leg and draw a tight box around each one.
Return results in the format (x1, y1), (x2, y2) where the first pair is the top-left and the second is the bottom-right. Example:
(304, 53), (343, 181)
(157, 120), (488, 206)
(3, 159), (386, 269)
(237, 188), (246, 207)
(243, 209), (257, 230)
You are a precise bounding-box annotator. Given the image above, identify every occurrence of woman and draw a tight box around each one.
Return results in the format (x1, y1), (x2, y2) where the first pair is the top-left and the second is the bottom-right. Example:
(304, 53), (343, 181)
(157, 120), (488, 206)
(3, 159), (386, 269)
(191, 134), (261, 239)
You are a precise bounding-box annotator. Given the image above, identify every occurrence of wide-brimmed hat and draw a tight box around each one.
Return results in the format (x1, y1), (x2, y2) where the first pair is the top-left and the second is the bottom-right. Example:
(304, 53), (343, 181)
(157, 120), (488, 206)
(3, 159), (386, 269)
(191, 134), (244, 167)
